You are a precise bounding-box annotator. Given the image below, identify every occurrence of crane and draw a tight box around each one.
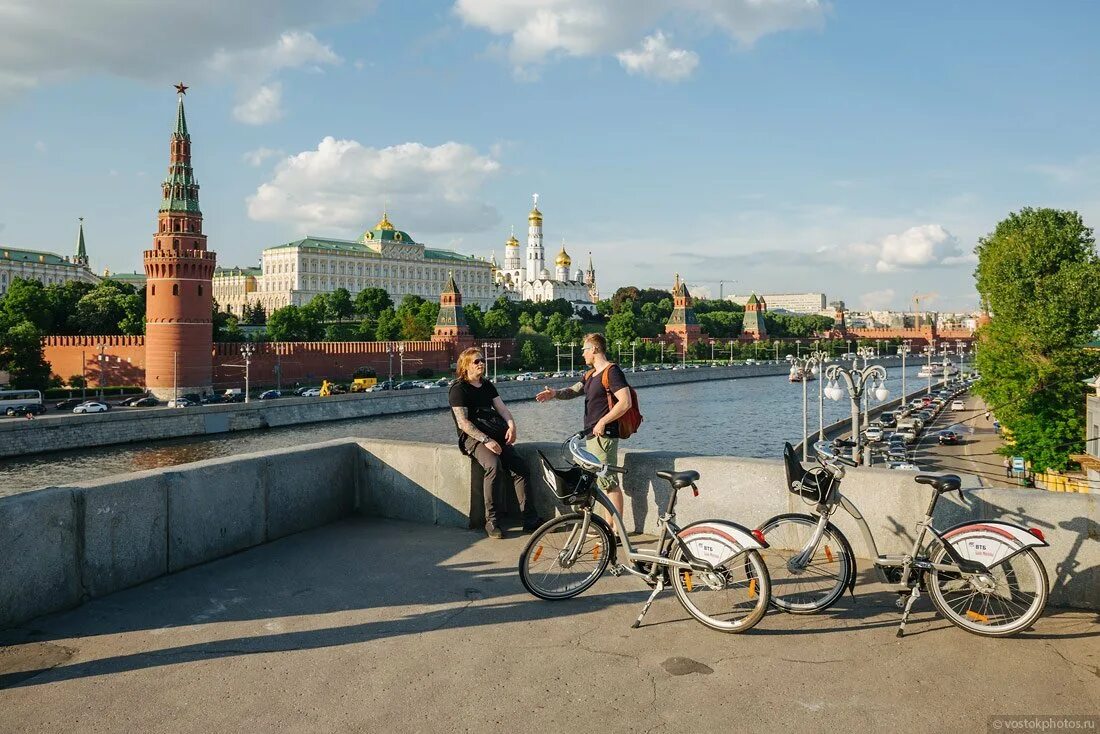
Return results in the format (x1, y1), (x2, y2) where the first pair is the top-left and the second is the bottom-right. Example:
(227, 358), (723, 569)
(912, 292), (936, 328)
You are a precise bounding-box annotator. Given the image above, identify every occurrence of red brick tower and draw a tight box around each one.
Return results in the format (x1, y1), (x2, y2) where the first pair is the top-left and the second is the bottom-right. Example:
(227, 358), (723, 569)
(433, 272), (475, 352)
(664, 273), (701, 351)
(144, 84), (216, 399)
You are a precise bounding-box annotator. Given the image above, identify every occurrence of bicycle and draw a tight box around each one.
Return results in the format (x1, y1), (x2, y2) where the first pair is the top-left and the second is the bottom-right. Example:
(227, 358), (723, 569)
(518, 433), (772, 633)
(757, 440), (1049, 637)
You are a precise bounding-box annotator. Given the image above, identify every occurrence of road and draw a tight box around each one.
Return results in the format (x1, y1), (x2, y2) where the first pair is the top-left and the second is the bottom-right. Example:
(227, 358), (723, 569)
(1, 518), (1096, 734)
(907, 392), (1010, 487)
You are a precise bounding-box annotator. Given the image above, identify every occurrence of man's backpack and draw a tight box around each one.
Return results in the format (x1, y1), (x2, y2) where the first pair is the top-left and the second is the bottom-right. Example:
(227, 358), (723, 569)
(586, 364), (643, 439)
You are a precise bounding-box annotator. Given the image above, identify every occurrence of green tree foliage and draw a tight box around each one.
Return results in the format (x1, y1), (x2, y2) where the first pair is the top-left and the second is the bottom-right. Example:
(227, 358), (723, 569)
(327, 287), (354, 320)
(605, 310), (640, 344)
(374, 307), (403, 341)
(74, 280), (144, 335)
(355, 287), (393, 319)
(394, 295), (438, 341)
(266, 305), (309, 341)
(463, 304), (485, 337)
(698, 311), (742, 338)
(610, 286), (640, 314)
(973, 208), (1100, 471)
(518, 340), (540, 370)
(2, 278), (53, 331)
(482, 307), (516, 338)
(240, 302), (267, 326)
(0, 317), (51, 389)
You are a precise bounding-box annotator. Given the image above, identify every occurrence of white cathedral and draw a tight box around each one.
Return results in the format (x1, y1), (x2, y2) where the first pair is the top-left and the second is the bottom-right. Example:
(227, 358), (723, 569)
(492, 195), (598, 307)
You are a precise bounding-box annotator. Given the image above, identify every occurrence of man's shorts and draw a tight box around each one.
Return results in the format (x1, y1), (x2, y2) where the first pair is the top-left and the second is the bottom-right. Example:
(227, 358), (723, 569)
(586, 435), (620, 490)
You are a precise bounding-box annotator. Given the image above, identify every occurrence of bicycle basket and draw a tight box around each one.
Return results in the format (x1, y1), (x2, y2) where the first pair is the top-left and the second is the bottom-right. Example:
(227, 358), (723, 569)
(783, 442), (836, 503)
(537, 450), (596, 504)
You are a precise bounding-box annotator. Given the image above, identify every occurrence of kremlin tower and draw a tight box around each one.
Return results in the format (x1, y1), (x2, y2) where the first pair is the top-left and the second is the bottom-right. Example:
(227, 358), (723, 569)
(144, 84), (216, 399)
(664, 273), (701, 351)
(526, 194), (545, 282)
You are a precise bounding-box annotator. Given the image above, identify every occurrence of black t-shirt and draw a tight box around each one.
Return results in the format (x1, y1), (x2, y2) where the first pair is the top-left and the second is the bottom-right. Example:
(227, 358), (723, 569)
(583, 364), (629, 437)
(448, 379), (504, 448)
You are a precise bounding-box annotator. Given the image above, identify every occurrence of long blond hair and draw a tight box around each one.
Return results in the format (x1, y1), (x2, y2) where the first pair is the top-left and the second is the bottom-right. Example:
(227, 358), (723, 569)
(456, 347), (485, 383)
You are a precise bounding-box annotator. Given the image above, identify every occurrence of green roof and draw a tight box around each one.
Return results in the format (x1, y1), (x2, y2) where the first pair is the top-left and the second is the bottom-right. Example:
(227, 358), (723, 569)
(107, 272), (147, 283)
(265, 236), (485, 265)
(0, 247), (81, 266)
(214, 266), (262, 277)
(425, 248), (478, 262)
(746, 293), (759, 305)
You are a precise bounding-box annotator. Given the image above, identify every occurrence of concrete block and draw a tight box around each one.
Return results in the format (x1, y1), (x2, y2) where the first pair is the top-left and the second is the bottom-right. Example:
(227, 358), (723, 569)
(265, 442), (357, 540)
(166, 456), (266, 572)
(78, 472), (168, 598)
(0, 487), (80, 628)
(356, 439), (474, 528)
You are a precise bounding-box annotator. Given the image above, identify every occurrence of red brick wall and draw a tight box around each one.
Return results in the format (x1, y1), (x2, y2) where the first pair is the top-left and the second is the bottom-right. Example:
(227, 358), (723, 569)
(41, 336), (147, 388)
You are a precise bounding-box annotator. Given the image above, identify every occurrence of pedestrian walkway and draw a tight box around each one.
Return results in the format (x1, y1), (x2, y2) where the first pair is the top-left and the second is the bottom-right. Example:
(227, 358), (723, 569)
(1, 518), (1096, 733)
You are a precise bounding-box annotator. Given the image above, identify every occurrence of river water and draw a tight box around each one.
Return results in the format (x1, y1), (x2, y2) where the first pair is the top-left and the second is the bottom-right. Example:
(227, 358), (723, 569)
(0, 363), (936, 496)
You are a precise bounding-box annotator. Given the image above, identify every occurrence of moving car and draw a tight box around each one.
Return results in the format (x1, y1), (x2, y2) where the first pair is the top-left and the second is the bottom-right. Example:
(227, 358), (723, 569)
(6, 403), (47, 416)
(258, 390), (282, 400)
(132, 397), (158, 407)
(878, 411), (897, 428)
(888, 462), (921, 471)
(73, 401), (109, 414)
(167, 399), (196, 408)
(951, 400), (965, 411)
(301, 388), (323, 397)
(895, 429), (918, 444)
(938, 430), (960, 445)
(55, 398), (84, 411)
(863, 426), (884, 442)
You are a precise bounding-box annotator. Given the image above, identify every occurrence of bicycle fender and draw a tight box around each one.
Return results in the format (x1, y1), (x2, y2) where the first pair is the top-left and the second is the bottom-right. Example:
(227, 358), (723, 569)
(588, 514), (618, 566)
(762, 513), (857, 596)
(678, 519), (765, 568)
(941, 520), (1048, 567)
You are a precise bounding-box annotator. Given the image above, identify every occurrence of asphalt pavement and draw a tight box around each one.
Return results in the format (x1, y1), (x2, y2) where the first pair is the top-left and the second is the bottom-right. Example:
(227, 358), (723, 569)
(1, 517), (1096, 733)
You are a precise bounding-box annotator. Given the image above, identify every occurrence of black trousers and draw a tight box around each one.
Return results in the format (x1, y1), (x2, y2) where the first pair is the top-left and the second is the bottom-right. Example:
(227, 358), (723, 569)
(464, 437), (532, 526)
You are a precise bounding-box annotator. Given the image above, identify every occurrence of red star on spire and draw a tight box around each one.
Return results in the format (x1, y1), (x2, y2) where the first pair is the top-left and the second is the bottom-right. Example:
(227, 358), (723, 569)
(174, 82), (188, 95)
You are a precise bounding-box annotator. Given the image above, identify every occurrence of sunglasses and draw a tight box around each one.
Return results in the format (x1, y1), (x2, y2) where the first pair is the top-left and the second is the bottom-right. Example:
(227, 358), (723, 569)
(472, 358), (484, 365)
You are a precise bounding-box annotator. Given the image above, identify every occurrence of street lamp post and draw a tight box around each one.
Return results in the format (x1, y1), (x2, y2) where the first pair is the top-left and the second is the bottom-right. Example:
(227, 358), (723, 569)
(898, 342), (910, 405)
(807, 348), (829, 443)
(856, 346), (876, 429)
(795, 339), (802, 358)
(240, 343), (255, 403)
(825, 362), (889, 466)
(923, 343), (934, 395)
(709, 339), (716, 364)
(789, 350), (827, 461)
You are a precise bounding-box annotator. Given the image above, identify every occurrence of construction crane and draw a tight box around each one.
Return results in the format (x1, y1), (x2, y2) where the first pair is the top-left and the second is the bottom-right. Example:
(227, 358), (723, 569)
(912, 293), (935, 328)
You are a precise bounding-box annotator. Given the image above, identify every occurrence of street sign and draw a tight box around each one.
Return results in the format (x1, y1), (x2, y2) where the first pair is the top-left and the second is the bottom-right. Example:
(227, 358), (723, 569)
(1011, 456), (1026, 473)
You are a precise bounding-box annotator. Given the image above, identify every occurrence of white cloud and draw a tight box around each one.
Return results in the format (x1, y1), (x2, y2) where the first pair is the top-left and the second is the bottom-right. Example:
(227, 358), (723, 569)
(0, 2), (370, 107)
(617, 32), (699, 82)
(453, 0), (826, 74)
(859, 288), (896, 310)
(873, 224), (969, 273)
(243, 147), (285, 167)
(233, 83), (284, 125)
(247, 137), (503, 235)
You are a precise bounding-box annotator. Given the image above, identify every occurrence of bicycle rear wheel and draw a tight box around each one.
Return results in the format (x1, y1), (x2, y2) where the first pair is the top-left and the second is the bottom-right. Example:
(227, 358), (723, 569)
(518, 513), (611, 600)
(758, 514), (852, 614)
(927, 546), (1048, 637)
(669, 543), (770, 633)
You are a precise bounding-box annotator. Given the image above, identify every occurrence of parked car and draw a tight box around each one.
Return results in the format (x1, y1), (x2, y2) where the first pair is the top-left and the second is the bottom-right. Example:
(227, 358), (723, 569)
(118, 395), (143, 406)
(166, 399), (196, 408)
(888, 462), (921, 471)
(951, 400), (965, 411)
(73, 401), (109, 414)
(895, 429), (918, 444)
(301, 388), (323, 397)
(878, 411), (896, 428)
(938, 430), (960, 445)
(258, 390), (282, 400)
(395, 381), (419, 390)
(6, 403), (46, 416)
(55, 398), (84, 411)
(132, 397), (158, 407)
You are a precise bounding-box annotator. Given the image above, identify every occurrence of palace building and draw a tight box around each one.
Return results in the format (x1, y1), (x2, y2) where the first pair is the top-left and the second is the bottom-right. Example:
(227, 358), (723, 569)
(213, 211), (503, 315)
(0, 218), (99, 296)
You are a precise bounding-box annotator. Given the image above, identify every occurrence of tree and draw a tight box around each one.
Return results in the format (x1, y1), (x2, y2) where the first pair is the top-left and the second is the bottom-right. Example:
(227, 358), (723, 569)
(327, 288), (354, 320)
(605, 311), (640, 344)
(698, 311), (742, 338)
(241, 302), (267, 326)
(973, 207), (1100, 471)
(519, 340), (540, 370)
(610, 286), (641, 314)
(2, 278), (53, 331)
(266, 305), (308, 341)
(0, 318), (51, 390)
(374, 307), (403, 341)
(68, 374), (87, 389)
(355, 287), (393, 318)
(463, 304), (485, 337)
(482, 308), (515, 338)
(74, 280), (143, 335)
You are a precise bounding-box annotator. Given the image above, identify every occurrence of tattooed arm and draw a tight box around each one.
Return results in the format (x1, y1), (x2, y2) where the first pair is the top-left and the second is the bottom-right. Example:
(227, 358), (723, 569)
(451, 406), (491, 445)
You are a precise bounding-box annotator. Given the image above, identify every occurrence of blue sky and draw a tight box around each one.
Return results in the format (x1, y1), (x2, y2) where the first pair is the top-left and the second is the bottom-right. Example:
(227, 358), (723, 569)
(1, 0), (1097, 311)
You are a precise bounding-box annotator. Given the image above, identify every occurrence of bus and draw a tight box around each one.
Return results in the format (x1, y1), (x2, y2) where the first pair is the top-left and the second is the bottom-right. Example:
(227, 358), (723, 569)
(0, 389), (45, 415)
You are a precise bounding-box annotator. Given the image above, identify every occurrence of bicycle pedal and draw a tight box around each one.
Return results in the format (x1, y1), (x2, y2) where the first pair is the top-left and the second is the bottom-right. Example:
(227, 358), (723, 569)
(609, 564), (626, 577)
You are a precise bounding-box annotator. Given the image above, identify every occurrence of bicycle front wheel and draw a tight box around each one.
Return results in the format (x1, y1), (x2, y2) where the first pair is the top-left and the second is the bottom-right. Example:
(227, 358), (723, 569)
(518, 513), (611, 600)
(758, 514), (852, 614)
(927, 545), (1048, 637)
(669, 543), (770, 633)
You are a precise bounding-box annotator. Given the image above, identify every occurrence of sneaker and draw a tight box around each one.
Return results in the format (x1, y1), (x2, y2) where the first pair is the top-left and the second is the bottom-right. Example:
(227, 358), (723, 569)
(485, 522), (505, 539)
(522, 515), (545, 532)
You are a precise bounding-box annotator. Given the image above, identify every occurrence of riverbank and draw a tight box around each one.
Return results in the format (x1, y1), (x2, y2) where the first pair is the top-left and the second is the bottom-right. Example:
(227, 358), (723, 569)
(3, 359), (869, 460)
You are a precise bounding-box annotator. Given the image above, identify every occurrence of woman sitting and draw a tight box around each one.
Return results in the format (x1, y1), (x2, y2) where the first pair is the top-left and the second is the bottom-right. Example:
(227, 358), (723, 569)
(448, 347), (543, 538)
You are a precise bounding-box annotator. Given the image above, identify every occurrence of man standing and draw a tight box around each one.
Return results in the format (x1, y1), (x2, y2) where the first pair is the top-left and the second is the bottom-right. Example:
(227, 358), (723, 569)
(536, 333), (633, 527)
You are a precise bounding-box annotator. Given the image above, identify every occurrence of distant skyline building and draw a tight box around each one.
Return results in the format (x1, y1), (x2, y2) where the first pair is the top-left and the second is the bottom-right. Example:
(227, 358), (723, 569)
(0, 218), (99, 296)
(727, 292), (826, 314)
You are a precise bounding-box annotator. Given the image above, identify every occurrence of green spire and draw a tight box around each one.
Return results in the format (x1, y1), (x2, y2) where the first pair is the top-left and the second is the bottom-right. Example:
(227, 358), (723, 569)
(174, 83), (189, 138)
(76, 217), (87, 263)
(443, 271), (460, 294)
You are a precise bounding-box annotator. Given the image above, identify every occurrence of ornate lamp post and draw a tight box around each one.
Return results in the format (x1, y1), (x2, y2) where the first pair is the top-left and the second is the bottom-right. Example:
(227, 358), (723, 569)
(825, 362), (889, 466)
(789, 349), (829, 461)
(923, 343), (935, 395)
(97, 343), (106, 399)
(240, 343), (255, 403)
(856, 346), (876, 428)
(898, 342), (911, 405)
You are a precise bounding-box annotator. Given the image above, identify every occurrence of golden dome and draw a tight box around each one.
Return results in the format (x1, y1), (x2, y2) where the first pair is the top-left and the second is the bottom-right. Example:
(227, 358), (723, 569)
(555, 247), (571, 267)
(375, 210), (395, 230)
(528, 207), (542, 223)
(506, 233), (520, 247)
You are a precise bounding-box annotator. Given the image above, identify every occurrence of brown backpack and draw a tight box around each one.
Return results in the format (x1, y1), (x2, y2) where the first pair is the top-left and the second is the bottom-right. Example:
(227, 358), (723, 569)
(585, 364), (643, 439)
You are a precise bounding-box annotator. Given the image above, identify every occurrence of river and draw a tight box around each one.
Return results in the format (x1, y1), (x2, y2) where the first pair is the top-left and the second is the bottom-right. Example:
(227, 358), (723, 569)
(0, 363), (938, 496)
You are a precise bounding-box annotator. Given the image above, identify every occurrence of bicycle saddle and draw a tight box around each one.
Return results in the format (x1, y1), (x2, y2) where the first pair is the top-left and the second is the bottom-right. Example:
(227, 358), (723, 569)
(914, 474), (962, 493)
(656, 470), (700, 488)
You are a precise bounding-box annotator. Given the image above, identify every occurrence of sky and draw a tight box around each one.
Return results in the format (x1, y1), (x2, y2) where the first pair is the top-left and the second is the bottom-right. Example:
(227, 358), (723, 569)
(1, 0), (1098, 312)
